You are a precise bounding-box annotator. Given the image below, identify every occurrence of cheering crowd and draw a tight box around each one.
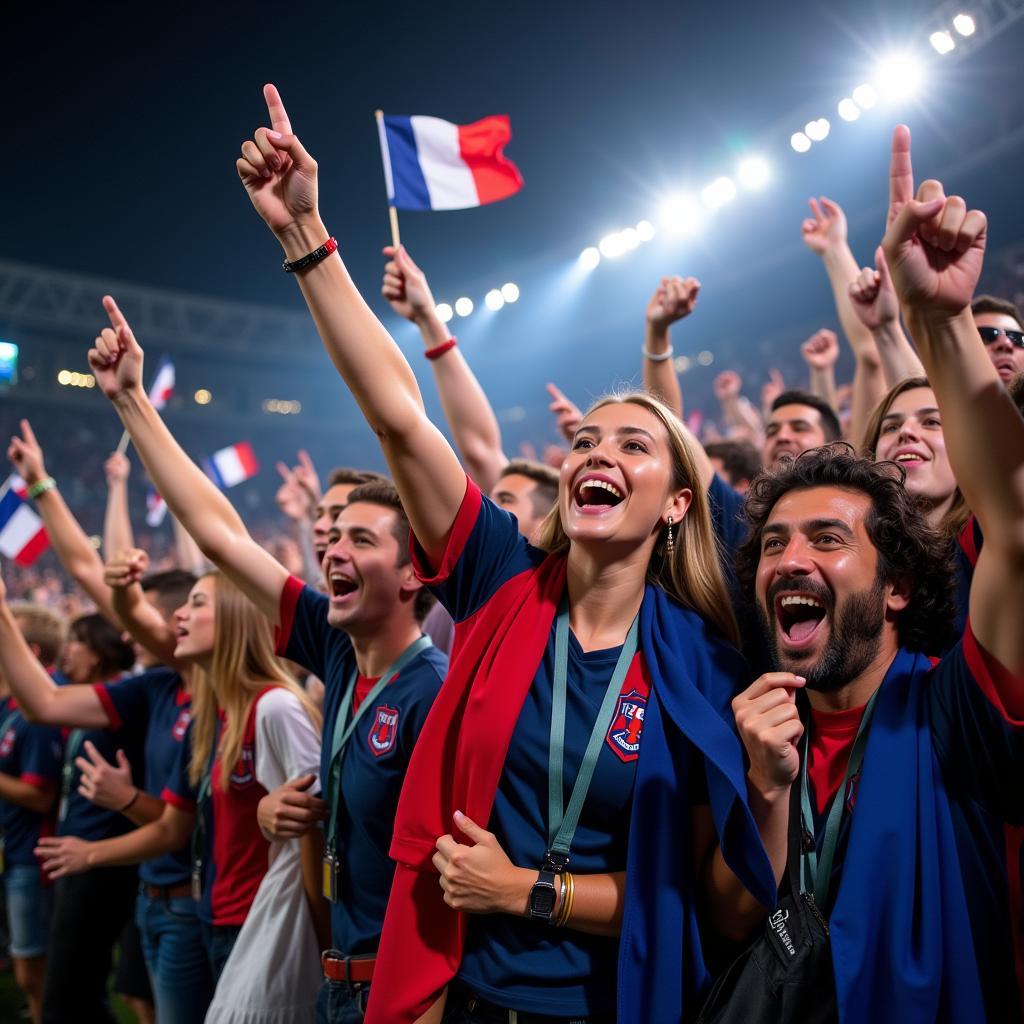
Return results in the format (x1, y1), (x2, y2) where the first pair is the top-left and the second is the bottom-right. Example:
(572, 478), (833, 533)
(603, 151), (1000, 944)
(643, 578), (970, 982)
(0, 83), (1022, 1024)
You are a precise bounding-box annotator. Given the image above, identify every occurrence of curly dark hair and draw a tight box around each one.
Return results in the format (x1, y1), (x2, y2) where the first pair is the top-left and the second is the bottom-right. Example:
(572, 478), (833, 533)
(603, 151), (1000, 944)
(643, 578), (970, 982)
(735, 443), (956, 653)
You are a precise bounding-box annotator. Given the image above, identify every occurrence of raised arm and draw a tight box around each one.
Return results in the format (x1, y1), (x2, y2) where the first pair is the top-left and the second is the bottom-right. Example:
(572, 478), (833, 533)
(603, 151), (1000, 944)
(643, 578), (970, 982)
(883, 124), (1024, 683)
(105, 549), (179, 665)
(7, 421), (117, 623)
(235, 85), (465, 563)
(382, 245), (508, 493)
(88, 298), (287, 623)
(102, 451), (134, 562)
(800, 329), (841, 413)
(713, 371), (765, 447)
(641, 276), (699, 417)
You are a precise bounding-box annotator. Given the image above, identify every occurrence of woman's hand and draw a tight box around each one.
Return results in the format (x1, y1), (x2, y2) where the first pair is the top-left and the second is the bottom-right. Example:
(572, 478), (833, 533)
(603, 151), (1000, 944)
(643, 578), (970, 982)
(104, 548), (149, 590)
(432, 810), (533, 915)
(7, 419), (47, 487)
(76, 741), (136, 812)
(88, 296), (145, 402)
(35, 835), (94, 878)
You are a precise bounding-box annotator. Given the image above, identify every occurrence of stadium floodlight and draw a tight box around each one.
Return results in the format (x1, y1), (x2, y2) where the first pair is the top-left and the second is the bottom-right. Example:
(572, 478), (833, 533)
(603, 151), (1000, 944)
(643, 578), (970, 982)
(852, 83), (878, 109)
(636, 219), (656, 241)
(737, 156), (770, 190)
(455, 297), (474, 317)
(929, 30), (955, 54)
(485, 289), (505, 311)
(435, 302), (454, 323)
(837, 97), (861, 122)
(599, 232), (626, 258)
(696, 350), (714, 366)
(701, 176), (737, 210)
(658, 193), (703, 234)
(500, 282), (520, 303)
(805, 118), (831, 142)
(618, 227), (640, 252)
(953, 13), (975, 36)
(579, 246), (601, 271)
(194, 389), (212, 405)
(790, 131), (812, 153)
(875, 55), (924, 100)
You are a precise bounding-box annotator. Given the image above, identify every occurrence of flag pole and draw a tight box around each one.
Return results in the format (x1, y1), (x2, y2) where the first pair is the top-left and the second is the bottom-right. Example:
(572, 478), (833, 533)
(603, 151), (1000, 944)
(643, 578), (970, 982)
(375, 109), (401, 249)
(116, 429), (131, 455)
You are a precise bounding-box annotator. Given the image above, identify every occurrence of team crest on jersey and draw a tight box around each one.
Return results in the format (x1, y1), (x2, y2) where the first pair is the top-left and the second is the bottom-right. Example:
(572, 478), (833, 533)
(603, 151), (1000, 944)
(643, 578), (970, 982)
(171, 709), (191, 742)
(0, 727), (15, 759)
(605, 688), (646, 763)
(367, 705), (399, 758)
(230, 744), (256, 786)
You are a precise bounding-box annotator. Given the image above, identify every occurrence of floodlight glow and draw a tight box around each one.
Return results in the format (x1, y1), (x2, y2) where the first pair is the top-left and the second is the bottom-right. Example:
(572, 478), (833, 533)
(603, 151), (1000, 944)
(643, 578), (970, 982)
(618, 227), (640, 252)
(929, 30), (955, 54)
(737, 157), (770, 189)
(435, 303), (453, 323)
(790, 131), (812, 153)
(701, 176), (737, 210)
(852, 83), (878, 109)
(579, 246), (601, 271)
(805, 118), (830, 142)
(599, 232), (626, 258)
(658, 194), (703, 235)
(837, 97), (861, 122)
(875, 55), (924, 100)
(636, 219), (656, 241)
(454, 297), (474, 317)
(696, 350), (714, 366)
(500, 282), (520, 303)
(194, 389), (212, 405)
(484, 289), (505, 311)
(953, 13), (975, 36)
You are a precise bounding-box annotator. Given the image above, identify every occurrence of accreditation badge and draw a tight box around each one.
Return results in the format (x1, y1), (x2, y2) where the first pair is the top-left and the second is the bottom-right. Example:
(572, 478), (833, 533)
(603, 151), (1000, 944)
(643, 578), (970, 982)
(322, 850), (340, 903)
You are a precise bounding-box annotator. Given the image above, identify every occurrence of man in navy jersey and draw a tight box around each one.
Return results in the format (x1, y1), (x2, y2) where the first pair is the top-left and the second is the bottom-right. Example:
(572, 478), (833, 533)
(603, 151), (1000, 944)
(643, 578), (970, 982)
(731, 127), (1024, 1022)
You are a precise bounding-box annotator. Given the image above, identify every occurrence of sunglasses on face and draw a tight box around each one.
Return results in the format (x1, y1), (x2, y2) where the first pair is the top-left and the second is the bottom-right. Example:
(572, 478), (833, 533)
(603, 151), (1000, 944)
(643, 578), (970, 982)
(977, 326), (1024, 349)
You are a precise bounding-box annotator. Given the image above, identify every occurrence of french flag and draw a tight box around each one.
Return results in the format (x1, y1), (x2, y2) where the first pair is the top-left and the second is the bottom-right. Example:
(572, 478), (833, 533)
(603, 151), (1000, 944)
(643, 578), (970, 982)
(147, 358), (175, 412)
(377, 113), (523, 211)
(202, 442), (260, 490)
(0, 476), (49, 566)
(145, 487), (168, 528)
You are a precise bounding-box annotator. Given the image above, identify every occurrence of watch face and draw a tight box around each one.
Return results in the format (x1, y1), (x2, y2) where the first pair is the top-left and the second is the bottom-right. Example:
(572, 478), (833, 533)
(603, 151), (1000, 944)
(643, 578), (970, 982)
(530, 878), (557, 918)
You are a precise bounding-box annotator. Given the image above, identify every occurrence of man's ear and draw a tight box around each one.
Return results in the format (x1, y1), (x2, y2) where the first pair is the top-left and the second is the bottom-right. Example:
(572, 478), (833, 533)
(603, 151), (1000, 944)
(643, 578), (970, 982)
(885, 575), (912, 614)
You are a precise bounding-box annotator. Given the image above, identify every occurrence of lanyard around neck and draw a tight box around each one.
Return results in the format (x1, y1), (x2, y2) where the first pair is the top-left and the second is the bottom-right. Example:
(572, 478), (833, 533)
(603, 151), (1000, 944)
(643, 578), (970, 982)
(58, 729), (88, 819)
(325, 634), (433, 850)
(545, 599), (639, 871)
(799, 687), (880, 910)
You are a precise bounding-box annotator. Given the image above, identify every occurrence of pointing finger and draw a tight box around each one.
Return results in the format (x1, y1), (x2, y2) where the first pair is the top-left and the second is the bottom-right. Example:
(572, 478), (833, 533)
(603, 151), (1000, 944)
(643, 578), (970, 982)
(103, 295), (128, 331)
(263, 83), (292, 135)
(889, 124), (914, 214)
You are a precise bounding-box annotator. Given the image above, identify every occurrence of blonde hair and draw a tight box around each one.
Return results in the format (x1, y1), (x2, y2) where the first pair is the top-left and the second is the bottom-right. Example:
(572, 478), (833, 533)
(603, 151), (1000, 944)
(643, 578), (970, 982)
(188, 573), (321, 791)
(9, 602), (67, 667)
(535, 391), (739, 646)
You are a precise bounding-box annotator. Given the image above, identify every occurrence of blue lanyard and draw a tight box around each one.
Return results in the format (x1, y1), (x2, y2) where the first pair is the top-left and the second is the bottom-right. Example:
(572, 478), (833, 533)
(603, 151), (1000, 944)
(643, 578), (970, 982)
(58, 728), (88, 821)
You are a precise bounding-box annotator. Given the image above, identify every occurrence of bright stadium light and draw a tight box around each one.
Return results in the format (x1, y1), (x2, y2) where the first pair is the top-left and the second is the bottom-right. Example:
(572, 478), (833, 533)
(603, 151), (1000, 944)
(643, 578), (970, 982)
(875, 55), (924, 100)
(618, 227), (640, 252)
(929, 30), (956, 54)
(953, 13), (976, 36)
(852, 83), (878, 109)
(455, 297), (474, 317)
(194, 389), (212, 405)
(805, 118), (830, 142)
(579, 246), (601, 271)
(484, 288), (505, 311)
(435, 302), (453, 323)
(790, 131), (812, 153)
(701, 176), (737, 210)
(837, 97), (861, 122)
(737, 157), (770, 190)
(500, 282), (520, 303)
(599, 232), (626, 258)
(658, 193), (703, 235)
(636, 219), (656, 241)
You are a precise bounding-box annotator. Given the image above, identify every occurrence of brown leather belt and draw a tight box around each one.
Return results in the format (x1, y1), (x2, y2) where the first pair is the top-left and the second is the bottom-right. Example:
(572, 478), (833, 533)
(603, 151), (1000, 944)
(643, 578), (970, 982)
(321, 951), (375, 984)
(142, 882), (193, 901)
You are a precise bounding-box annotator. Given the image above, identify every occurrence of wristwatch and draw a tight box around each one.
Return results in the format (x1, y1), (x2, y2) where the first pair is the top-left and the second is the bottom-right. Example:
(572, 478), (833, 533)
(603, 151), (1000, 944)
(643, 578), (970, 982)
(528, 868), (558, 921)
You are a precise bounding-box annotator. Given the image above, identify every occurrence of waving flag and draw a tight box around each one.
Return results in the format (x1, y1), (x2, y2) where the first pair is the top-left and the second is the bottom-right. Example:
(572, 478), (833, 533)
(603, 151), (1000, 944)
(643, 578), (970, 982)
(203, 442), (259, 490)
(147, 358), (175, 411)
(377, 113), (523, 211)
(145, 487), (168, 527)
(0, 476), (49, 566)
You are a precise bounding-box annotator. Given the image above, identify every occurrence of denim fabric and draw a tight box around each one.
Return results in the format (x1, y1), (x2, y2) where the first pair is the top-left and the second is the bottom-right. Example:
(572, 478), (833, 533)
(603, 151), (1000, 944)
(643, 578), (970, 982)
(316, 979), (369, 1023)
(201, 920), (242, 984)
(4, 863), (52, 958)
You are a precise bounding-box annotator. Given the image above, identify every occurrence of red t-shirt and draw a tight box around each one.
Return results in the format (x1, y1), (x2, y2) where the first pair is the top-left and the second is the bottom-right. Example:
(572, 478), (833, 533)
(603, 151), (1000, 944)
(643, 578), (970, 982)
(806, 703), (867, 816)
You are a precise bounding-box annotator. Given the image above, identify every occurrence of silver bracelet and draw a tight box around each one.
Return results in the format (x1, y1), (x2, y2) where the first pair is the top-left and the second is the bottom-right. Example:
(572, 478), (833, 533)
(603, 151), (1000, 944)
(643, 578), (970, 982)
(641, 344), (674, 362)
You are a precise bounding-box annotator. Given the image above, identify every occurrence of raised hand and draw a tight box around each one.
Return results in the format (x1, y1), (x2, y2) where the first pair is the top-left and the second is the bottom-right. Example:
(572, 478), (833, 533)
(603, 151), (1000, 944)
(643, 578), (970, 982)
(104, 451), (131, 486)
(848, 246), (900, 330)
(382, 246), (438, 324)
(646, 276), (700, 329)
(7, 419), (47, 486)
(546, 382), (583, 443)
(882, 125), (987, 316)
(800, 196), (847, 257)
(293, 450), (321, 506)
(713, 370), (742, 403)
(275, 462), (311, 523)
(731, 672), (806, 794)
(88, 296), (144, 401)
(761, 368), (785, 413)
(76, 741), (136, 811)
(236, 84), (320, 238)
(104, 548), (149, 590)
(800, 329), (840, 370)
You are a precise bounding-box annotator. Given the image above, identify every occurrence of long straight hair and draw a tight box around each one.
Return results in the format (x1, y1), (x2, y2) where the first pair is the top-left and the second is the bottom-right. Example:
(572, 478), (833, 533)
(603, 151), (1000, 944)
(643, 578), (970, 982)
(188, 573), (321, 791)
(534, 391), (739, 646)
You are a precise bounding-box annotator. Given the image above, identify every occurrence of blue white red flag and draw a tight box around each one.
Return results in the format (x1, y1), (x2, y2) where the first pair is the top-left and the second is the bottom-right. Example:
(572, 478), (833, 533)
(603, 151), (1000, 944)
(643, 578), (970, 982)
(145, 487), (168, 527)
(202, 442), (260, 490)
(0, 476), (49, 566)
(376, 113), (523, 211)
(147, 358), (175, 411)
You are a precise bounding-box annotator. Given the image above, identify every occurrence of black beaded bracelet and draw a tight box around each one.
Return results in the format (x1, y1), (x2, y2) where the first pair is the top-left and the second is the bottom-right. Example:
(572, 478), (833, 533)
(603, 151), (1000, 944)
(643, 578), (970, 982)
(282, 237), (338, 274)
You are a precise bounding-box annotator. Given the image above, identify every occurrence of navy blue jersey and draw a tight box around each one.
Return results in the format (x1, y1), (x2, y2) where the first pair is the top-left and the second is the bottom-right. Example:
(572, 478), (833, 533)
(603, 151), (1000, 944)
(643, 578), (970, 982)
(275, 576), (447, 954)
(413, 492), (706, 1016)
(0, 703), (62, 866)
(95, 667), (192, 887)
(707, 472), (748, 562)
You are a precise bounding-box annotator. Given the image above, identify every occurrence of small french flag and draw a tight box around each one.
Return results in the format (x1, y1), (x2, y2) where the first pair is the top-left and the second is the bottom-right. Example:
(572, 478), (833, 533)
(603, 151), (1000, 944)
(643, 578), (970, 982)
(147, 358), (175, 412)
(145, 487), (168, 528)
(202, 442), (260, 490)
(0, 476), (49, 566)
(377, 113), (523, 212)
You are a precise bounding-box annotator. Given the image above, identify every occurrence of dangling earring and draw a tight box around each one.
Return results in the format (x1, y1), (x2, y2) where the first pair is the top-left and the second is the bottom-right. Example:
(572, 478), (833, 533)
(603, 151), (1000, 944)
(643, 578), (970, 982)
(666, 515), (675, 556)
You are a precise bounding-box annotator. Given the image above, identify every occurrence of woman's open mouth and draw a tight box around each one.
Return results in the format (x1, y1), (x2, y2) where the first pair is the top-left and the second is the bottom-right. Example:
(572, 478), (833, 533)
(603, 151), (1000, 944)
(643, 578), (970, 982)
(573, 475), (625, 515)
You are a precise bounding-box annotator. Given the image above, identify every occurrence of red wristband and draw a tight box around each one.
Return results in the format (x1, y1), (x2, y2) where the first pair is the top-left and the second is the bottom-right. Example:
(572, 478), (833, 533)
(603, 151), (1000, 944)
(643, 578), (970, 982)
(424, 338), (457, 360)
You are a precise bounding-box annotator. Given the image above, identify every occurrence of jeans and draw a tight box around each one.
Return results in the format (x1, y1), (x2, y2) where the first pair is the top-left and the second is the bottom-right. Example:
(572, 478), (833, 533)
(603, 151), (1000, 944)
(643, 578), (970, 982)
(201, 921), (242, 984)
(316, 979), (369, 1023)
(135, 891), (214, 1024)
(4, 863), (52, 958)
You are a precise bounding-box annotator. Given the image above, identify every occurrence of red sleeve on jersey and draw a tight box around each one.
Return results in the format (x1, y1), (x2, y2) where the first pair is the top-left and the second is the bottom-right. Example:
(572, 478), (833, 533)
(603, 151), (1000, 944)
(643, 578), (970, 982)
(409, 475), (481, 586)
(957, 514), (980, 567)
(273, 574), (305, 656)
(963, 619), (1024, 727)
(92, 684), (121, 730)
(20, 773), (55, 790)
(161, 786), (196, 812)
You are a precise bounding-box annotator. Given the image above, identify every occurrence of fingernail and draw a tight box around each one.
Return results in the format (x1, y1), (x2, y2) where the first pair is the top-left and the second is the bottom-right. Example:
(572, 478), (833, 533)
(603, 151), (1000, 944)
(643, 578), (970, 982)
(261, 168), (271, 179)
(454, 809), (464, 820)
(268, 130), (283, 141)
